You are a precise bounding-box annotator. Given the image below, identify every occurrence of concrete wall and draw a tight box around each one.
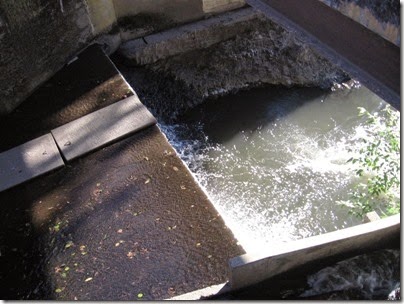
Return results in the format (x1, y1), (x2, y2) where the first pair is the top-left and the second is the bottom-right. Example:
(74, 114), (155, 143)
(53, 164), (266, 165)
(0, 0), (123, 115)
(115, 0), (246, 41)
(0, 0), (245, 115)
(114, 0), (245, 19)
(86, 0), (117, 35)
(319, 0), (400, 46)
(0, 0), (94, 114)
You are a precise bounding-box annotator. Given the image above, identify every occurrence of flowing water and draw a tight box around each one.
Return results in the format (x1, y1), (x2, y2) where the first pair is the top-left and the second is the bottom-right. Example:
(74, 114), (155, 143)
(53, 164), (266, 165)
(300, 249), (400, 300)
(159, 84), (398, 252)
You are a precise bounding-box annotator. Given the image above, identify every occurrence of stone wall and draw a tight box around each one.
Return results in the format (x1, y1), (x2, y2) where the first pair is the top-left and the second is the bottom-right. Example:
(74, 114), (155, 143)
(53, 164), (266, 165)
(319, 0), (400, 46)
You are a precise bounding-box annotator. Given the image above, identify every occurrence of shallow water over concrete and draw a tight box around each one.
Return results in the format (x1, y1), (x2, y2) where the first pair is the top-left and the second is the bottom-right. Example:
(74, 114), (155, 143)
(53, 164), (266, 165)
(0, 45), (244, 300)
(160, 84), (397, 252)
(0, 126), (244, 300)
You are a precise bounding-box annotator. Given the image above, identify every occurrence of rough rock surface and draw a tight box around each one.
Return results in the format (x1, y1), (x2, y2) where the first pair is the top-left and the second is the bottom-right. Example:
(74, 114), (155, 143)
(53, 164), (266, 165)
(319, 0), (400, 46)
(323, 0), (400, 26)
(131, 15), (348, 121)
(0, 0), (93, 114)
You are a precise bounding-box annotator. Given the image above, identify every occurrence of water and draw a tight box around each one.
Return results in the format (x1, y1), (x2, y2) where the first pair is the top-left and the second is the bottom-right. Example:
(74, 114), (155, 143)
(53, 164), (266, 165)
(159, 84), (398, 252)
(300, 249), (400, 300)
(208, 248), (400, 300)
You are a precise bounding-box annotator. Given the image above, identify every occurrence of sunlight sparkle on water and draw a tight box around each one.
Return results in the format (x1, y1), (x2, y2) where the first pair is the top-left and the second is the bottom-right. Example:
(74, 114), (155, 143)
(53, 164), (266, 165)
(160, 85), (397, 253)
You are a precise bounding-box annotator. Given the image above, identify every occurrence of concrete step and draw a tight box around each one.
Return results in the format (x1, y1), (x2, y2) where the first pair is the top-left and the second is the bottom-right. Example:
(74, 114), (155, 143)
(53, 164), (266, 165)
(52, 95), (157, 162)
(0, 43), (157, 191)
(0, 44), (135, 153)
(118, 7), (260, 65)
(0, 134), (64, 192)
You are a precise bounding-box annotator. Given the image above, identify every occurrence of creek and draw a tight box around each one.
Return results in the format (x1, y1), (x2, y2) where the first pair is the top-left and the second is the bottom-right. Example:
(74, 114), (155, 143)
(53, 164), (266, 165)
(116, 53), (400, 299)
(158, 83), (397, 252)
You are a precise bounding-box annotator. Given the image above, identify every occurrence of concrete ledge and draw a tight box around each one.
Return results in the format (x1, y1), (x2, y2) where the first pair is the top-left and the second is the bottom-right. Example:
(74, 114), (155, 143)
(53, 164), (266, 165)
(52, 95), (156, 162)
(167, 283), (231, 300)
(118, 7), (259, 65)
(0, 134), (64, 192)
(229, 214), (400, 290)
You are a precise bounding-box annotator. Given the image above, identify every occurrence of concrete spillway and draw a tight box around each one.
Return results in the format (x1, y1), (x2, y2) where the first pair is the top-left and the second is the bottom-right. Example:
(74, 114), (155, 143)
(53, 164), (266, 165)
(0, 2), (400, 300)
(0, 45), (243, 300)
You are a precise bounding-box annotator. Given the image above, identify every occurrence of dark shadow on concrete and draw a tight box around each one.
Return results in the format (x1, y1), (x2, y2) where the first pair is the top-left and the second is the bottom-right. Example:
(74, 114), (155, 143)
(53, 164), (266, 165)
(0, 125), (244, 300)
(0, 44), (133, 153)
(0, 44), (243, 300)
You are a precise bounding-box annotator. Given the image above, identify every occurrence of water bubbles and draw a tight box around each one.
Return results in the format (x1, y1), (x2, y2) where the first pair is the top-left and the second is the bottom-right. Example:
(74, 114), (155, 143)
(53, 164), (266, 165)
(158, 86), (391, 252)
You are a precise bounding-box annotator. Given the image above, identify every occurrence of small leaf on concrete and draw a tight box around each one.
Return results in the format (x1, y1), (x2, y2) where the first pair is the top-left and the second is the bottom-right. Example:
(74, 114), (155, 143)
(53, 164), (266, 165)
(65, 241), (74, 249)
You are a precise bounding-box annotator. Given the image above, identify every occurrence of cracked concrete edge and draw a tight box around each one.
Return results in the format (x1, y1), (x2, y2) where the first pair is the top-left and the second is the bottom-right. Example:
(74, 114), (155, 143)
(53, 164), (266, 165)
(118, 7), (261, 65)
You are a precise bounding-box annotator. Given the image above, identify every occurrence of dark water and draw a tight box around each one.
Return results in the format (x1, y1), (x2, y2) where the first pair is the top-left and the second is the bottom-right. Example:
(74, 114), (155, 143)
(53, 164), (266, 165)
(300, 249), (400, 300)
(160, 84), (398, 252)
(208, 248), (400, 300)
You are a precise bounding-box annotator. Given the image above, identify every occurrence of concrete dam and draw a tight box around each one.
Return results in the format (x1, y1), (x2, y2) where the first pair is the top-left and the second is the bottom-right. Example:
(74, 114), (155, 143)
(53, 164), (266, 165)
(0, 0), (400, 300)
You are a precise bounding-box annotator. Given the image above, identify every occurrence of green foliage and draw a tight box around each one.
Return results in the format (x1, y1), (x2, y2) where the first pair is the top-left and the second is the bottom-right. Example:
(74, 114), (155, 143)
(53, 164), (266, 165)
(343, 106), (400, 218)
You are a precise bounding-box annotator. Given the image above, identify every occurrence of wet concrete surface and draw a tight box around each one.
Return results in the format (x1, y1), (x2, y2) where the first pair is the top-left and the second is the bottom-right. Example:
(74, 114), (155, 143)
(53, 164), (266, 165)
(0, 44), (244, 300)
(0, 44), (133, 153)
(0, 125), (243, 300)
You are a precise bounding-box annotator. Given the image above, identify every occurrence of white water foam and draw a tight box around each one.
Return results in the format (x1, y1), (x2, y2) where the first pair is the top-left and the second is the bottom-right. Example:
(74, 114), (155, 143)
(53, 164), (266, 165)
(159, 86), (399, 253)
